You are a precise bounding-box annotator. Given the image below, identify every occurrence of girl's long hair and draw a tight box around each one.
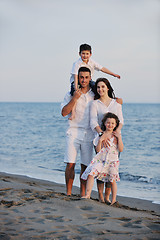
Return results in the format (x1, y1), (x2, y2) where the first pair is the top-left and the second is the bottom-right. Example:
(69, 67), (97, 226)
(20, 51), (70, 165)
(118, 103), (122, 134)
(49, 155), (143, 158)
(101, 112), (120, 131)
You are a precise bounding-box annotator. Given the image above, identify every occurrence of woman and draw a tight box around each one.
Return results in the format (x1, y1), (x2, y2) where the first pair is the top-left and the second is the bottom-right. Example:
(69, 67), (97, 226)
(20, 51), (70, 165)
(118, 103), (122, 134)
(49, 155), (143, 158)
(90, 78), (124, 203)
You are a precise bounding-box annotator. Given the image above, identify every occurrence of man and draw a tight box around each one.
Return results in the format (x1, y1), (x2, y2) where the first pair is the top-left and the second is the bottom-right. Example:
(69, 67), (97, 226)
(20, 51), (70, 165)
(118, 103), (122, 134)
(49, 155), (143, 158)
(61, 67), (94, 196)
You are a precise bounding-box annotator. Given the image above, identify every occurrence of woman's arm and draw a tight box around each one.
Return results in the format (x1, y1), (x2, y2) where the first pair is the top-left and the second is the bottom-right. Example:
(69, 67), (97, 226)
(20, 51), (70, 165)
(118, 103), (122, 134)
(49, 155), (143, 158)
(114, 132), (123, 152)
(95, 138), (103, 153)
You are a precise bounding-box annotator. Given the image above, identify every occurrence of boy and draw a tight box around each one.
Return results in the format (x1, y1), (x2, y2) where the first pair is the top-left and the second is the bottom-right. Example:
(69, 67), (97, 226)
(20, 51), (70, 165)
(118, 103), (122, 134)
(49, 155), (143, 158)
(69, 44), (121, 119)
(70, 43), (120, 94)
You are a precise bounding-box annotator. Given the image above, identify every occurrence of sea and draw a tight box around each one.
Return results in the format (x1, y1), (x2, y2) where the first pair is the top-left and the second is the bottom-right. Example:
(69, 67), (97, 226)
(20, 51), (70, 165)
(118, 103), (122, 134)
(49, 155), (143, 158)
(0, 102), (160, 204)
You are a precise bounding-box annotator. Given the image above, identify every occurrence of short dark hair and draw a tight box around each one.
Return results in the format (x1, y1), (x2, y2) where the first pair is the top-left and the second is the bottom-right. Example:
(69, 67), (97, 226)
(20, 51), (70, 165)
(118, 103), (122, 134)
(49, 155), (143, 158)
(78, 66), (91, 76)
(79, 44), (92, 53)
(101, 112), (120, 131)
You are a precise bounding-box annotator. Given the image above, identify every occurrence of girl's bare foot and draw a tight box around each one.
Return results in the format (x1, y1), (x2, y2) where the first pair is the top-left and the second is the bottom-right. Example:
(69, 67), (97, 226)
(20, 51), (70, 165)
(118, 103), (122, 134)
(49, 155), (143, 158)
(81, 195), (90, 199)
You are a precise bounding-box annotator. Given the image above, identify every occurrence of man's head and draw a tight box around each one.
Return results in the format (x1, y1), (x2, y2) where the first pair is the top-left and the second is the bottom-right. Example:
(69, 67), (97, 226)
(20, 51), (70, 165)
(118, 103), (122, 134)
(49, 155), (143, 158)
(79, 44), (92, 63)
(78, 67), (91, 89)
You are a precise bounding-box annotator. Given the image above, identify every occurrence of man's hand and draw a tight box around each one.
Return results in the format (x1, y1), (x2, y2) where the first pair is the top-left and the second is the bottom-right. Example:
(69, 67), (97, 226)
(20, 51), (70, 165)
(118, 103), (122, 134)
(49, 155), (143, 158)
(73, 89), (82, 100)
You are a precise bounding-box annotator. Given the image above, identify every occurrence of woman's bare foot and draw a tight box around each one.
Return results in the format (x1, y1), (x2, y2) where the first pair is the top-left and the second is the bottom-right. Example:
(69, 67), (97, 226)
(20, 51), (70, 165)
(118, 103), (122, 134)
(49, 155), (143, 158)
(99, 196), (105, 203)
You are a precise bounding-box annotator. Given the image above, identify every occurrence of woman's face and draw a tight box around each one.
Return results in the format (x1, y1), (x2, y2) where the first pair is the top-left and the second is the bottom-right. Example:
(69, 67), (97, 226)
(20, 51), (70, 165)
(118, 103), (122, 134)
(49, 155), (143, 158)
(97, 81), (109, 97)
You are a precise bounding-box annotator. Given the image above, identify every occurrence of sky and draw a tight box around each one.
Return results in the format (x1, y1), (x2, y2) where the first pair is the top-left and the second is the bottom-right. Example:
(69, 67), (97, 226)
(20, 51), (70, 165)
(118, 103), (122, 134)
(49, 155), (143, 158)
(0, 0), (160, 103)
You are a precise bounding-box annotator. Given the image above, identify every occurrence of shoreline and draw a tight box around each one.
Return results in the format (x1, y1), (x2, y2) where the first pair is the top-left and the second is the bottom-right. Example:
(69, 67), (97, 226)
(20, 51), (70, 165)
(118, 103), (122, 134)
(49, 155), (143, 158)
(2, 169), (160, 205)
(0, 172), (160, 239)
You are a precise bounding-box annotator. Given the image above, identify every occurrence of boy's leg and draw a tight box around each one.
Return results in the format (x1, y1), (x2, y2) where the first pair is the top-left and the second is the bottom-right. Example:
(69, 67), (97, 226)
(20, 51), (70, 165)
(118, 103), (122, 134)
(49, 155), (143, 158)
(111, 180), (117, 205)
(69, 82), (76, 120)
(70, 82), (75, 96)
(97, 180), (105, 202)
(65, 163), (75, 195)
(89, 80), (96, 94)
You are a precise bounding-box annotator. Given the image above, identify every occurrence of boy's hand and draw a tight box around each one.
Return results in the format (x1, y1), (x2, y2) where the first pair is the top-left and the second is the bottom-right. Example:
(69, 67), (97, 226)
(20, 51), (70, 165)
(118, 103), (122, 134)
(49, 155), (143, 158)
(115, 74), (120, 79)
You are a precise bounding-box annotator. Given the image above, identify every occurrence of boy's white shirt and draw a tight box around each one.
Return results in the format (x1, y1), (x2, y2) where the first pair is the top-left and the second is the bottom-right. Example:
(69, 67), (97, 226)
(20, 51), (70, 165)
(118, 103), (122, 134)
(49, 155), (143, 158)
(70, 58), (103, 83)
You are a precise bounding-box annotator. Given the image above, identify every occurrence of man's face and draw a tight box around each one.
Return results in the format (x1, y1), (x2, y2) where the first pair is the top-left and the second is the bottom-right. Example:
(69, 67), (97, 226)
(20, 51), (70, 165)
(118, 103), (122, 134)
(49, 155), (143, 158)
(78, 71), (91, 88)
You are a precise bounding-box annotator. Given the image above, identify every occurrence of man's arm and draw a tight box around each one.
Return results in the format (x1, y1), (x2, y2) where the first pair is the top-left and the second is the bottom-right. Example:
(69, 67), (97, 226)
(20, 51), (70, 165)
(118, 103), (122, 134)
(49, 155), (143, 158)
(61, 89), (82, 117)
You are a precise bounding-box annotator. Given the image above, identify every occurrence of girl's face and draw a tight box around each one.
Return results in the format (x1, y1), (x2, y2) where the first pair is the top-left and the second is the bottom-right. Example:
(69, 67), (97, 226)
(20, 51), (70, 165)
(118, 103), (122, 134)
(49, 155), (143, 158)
(105, 118), (116, 132)
(97, 81), (109, 97)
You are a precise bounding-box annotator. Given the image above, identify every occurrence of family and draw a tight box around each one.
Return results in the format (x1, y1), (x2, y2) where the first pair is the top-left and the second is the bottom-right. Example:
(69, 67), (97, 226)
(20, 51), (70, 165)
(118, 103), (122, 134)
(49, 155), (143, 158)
(61, 44), (124, 206)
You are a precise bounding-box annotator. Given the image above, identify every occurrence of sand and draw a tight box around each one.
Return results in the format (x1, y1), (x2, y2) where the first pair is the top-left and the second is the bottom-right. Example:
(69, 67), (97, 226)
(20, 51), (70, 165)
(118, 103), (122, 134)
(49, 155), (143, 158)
(0, 172), (160, 240)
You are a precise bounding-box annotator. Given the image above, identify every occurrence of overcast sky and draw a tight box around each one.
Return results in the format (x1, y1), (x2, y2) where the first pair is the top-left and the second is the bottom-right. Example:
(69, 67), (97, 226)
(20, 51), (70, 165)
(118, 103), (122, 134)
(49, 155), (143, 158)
(0, 0), (159, 103)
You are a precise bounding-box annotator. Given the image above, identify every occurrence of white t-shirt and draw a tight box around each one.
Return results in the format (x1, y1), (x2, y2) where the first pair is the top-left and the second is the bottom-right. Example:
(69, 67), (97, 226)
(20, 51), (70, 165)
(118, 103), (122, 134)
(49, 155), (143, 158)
(61, 89), (95, 141)
(70, 58), (103, 83)
(90, 99), (124, 134)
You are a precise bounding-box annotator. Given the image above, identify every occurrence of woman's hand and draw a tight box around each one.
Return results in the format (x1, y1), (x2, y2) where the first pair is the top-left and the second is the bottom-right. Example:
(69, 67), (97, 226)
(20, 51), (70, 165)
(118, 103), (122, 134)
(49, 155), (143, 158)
(100, 132), (111, 148)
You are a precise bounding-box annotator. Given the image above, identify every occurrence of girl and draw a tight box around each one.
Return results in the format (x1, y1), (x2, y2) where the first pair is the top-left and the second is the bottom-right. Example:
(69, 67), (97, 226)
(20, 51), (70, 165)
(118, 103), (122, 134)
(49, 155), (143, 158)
(90, 77), (124, 202)
(81, 112), (123, 205)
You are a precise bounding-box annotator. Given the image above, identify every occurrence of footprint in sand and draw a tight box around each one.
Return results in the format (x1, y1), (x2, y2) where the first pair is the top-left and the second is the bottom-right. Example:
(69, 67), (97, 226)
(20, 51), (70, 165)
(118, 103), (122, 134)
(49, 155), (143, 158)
(146, 222), (160, 232)
(82, 212), (110, 221)
(116, 217), (144, 229)
(79, 206), (93, 211)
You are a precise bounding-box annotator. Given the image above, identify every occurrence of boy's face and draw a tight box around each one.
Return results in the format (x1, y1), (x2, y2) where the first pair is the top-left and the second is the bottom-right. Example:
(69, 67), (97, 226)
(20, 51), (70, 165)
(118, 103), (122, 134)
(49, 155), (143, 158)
(79, 50), (92, 63)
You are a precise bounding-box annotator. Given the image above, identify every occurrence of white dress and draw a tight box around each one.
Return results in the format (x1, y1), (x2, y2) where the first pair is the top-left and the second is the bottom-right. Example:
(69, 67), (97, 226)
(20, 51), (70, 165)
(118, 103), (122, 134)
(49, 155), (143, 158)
(81, 137), (120, 182)
(90, 99), (124, 134)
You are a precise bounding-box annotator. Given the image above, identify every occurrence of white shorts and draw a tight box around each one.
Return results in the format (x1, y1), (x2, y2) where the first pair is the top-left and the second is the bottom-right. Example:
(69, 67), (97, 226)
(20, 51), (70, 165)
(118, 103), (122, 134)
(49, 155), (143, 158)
(64, 135), (93, 166)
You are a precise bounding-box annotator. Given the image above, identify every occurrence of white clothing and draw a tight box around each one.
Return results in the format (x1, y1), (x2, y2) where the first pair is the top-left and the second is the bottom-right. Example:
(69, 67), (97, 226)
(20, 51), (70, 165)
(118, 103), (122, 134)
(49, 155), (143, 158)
(81, 137), (120, 182)
(90, 99), (124, 134)
(64, 134), (93, 166)
(70, 58), (103, 83)
(61, 89), (95, 141)
(61, 89), (95, 166)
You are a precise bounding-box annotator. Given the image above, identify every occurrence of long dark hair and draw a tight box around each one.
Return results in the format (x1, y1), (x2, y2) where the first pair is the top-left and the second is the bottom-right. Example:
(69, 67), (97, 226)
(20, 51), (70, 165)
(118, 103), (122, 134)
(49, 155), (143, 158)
(101, 112), (120, 131)
(94, 78), (115, 100)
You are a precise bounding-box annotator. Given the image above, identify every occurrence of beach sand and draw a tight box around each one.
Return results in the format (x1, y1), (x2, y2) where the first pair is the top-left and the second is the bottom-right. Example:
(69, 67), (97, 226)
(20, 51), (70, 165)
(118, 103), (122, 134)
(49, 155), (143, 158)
(0, 172), (160, 240)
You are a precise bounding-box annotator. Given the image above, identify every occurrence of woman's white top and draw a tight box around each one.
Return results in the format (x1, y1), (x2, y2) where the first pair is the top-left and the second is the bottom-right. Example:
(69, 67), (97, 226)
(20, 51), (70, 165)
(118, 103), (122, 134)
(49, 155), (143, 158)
(90, 99), (124, 133)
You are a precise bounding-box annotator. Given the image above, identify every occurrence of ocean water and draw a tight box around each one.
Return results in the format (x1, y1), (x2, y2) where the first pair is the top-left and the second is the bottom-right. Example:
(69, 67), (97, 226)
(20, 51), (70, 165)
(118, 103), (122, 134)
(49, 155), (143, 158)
(0, 102), (160, 204)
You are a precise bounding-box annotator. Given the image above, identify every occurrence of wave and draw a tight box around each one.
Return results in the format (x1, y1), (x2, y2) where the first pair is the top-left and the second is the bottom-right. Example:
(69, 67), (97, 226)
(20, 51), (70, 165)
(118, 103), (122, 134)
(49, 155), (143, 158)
(119, 172), (160, 185)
